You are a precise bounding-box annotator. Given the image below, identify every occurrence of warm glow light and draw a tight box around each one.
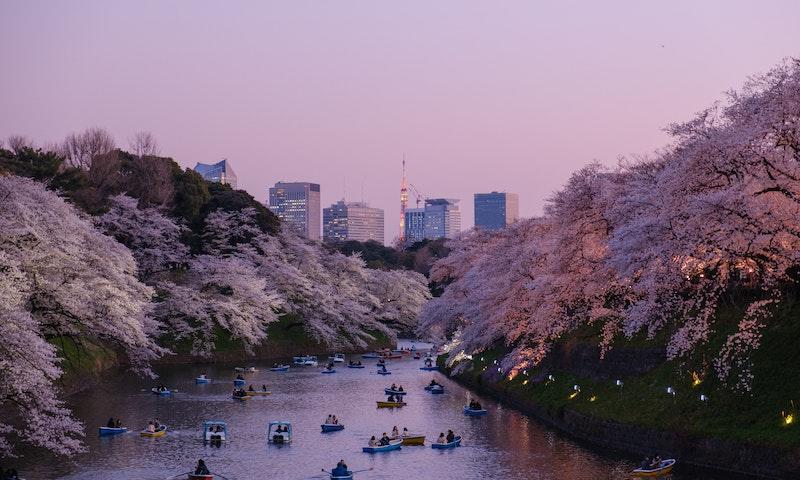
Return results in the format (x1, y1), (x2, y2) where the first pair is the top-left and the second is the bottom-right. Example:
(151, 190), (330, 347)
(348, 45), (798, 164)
(784, 414), (794, 425)
(691, 371), (702, 387)
(522, 380), (529, 385)
(589, 395), (597, 402)
(568, 391), (579, 399)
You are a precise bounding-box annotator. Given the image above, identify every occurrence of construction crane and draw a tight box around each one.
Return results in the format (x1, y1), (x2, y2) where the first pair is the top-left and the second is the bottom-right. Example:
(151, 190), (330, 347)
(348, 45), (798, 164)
(408, 183), (426, 208)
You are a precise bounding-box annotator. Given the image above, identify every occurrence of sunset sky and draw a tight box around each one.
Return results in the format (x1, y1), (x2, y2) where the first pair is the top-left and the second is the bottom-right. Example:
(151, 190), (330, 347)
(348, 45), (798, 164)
(2, 0), (799, 241)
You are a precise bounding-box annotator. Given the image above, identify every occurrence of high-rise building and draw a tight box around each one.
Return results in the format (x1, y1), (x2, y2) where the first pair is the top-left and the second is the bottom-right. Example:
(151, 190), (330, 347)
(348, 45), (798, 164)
(268, 182), (321, 240)
(423, 198), (461, 240)
(404, 208), (426, 244)
(323, 200), (385, 244)
(194, 159), (238, 189)
(474, 192), (519, 230)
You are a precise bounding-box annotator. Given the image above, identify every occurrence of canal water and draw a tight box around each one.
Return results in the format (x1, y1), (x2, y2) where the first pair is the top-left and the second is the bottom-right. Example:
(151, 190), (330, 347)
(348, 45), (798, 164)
(20, 343), (723, 479)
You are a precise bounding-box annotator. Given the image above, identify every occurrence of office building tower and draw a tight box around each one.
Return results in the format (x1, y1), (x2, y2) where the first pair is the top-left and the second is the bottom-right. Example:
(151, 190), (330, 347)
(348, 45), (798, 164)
(423, 198), (461, 240)
(474, 192), (519, 230)
(323, 200), (385, 244)
(194, 159), (238, 189)
(404, 208), (426, 244)
(268, 181), (321, 240)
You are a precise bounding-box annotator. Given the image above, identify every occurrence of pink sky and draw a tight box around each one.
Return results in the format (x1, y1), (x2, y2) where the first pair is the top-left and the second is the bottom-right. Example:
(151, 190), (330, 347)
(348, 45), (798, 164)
(2, 1), (799, 242)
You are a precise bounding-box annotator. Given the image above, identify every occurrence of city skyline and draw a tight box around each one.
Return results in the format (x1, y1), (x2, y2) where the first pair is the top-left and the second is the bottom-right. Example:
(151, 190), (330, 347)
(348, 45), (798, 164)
(3, 1), (800, 239)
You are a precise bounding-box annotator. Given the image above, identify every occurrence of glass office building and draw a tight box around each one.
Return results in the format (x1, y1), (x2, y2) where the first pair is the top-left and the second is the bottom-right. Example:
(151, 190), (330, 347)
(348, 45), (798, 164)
(268, 182), (321, 240)
(474, 192), (519, 230)
(323, 200), (385, 244)
(194, 159), (238, 189)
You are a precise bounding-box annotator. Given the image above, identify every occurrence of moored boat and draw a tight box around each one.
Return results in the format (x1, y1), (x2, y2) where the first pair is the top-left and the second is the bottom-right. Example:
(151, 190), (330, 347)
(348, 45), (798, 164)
(347, 363), (365, 369)
(188, 474), (214, 480)
(234, 366), (258, 373)
(98, 426), (128, 436)
(195, 376), (211, 384)
(376, 400), (407, 408)
(292, 355), (319, 367)
(270, 365), (290, 372)
(419, 366), (439, 371)
(362, 438), (402, 453)
(321, 423), (345, 432)
(463, 406), (487, 416)
(329, 353), (346, 363)
(140, 425), (167, 437)
(431, 435), (462, 449)
(631, 459), (676, 477)
(361, 352), (379, 359)
(321, 368), (336, 374)
(151, 387), (173, 396)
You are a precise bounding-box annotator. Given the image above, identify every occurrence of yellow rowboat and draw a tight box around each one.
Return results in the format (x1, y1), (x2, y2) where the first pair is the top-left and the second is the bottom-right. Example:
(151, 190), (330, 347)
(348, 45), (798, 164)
(376, 401), (407, 408)
(246, 391), (272, 396)
(399, 435), (425, 445)
(632, 459), (676, 477)
(140, 426), (167, 438)
(232, 394), (252, 401)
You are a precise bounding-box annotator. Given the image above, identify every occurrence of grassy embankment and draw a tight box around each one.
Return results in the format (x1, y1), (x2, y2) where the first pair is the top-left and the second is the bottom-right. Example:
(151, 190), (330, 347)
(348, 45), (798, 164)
(450, 295), (800, 449)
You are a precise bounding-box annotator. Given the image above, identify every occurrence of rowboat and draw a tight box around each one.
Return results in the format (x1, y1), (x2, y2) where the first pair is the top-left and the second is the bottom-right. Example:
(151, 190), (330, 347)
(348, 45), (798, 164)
(195, 377), (211, 384)
(188, 474), (214, 480)
(383, 388), (407, 395)
(463, 406), (487, 416)
(419, 366), (439, 371)
(270, 365), (290, 372)
(268, 421), (292, 444)
(376, 401), (407, 408)
(321, 423), (345, 432)
(413, 353), (421, 359)
(377, 370), (392, 375)
(233, 379), (246, 386)
(347, 364), (365, 369)
(361, 353), (380, 359)
(428, 385), (444, 394)
(234, 366), (258, 373)
(292, 355), (319, 367)
(328, 471), (353, 480)
(382, 354), (402, 359)
(321, 368), (336, 374)
(431, 435), (462, 449)
(98, 426), (127, 436)
(246, 390), (272, 396)
(151, 387), (172, 396)
(424, 384), (442, 391)
(362, 438), (402, 453)
(631, 459), (676, 477)
(329, 353), (346, 363)
(232, 394), (252, 401)
(140, 425), (167, 438)
(398, 434), (425, 446)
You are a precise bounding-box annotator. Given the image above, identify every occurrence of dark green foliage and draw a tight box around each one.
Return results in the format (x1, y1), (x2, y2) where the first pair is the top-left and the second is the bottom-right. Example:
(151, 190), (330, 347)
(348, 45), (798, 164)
(327, 240), (403, 270)
(171, 168), (210, 224)
(0, 146), (63, 180)
(200, 182), (280, 235)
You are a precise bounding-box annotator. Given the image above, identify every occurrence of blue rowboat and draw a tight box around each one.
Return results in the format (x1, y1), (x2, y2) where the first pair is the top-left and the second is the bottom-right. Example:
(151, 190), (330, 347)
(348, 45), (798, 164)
(151, 387), (172, 396)
(419, 366), (439, 371)
(347, 364), (365, 369)
(233, 379), (246, 386)
(384, 388), (407, 395)
(362, 439), (402, 453)
(329, 471), (353, 480)
(270, 365), (290, 372)
(424, 384), (442, 391)
(195, 377), (210, 384)
(463, 406), (487, 416)
(98, 426), (128, 436)
(377, 370), (392, 375)
(428, 385), (444, 394)
(431, 435), (461, 449)
(321, 369), (336, 374)
(321, 423), (345, 433)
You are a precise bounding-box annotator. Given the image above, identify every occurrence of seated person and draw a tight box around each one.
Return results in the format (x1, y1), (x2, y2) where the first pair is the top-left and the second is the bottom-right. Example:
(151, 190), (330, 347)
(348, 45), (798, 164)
(368, 435), (378, 447)
(391, 426), (399, 437)
(379, 433), (390, 446)
(446, 430), (455, 443)
(437, 432), (446, 444)
(325, 415), (333, 424)
(332, 415), (338, 424)
(115, 418), (122, 428)
(107, 417), (116, 428)
(402, 427), (409, 437)
(236, 374), (244, 380)
(248, 385), (255, 391)
(146, 422), (156, 433)
(390, 383), (397, 390)
(387, 394), (396, 402)
(261, 384), (268, 391)
(398, 385), (404, 392)
(331, 460), (349, 476)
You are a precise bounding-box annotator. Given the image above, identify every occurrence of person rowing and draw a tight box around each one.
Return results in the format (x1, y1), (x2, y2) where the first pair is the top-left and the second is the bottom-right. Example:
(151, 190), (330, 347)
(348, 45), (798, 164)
(379, 432), (390, 446)
(425, 357), (433, 367)
(331, 459), (349, 477)
(390, 383), (397, 390)
(235, 374), (244, 380)
(429, 379), (441, 387)
(194, 459), (210, 475)
(446, 430), (455, 443)
(106, 417), (116, 428)
(402, 427), (410, 437)
(248, 384), (255, 392)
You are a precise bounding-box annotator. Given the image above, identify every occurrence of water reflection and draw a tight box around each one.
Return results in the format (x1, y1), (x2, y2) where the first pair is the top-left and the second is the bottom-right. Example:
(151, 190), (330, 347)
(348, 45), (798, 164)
(13, 344), (726, 480)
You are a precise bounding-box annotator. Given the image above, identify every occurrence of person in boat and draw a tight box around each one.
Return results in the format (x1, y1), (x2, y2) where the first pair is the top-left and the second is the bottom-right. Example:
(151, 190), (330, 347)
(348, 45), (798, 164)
(194, 459), (210, 475)
(326, 414), (333, 424)
(235, 374), (244, 380)
(331, 460), (349, 476)
(248, 384), (255, 392)
(390, 383), (397, 390)
(199, 374), (207, 379)
(107, 417), (116, 428)
(650, 455), (662, 469)
(446, 430), (455, 443)
(386, 394), (396, 402)
(357, 361), (362, 366)
(115, 418), (122, 428)
(146, 421), (156, 433)
(154, 418), (162, 429)
(402, 427), (409, 437)
(368, 435), (378, 447)
(391, 426), (399, 438)
(261, 384), (268, 391)
(380, 364), (388, 372)
(638, 456), (652, 470)
(437, 432), (446, 444)
(379, 432), (390, 446)
(425, 358), (433, 367)
(332, 415), (339, 424)
(398, 385), (404, 392)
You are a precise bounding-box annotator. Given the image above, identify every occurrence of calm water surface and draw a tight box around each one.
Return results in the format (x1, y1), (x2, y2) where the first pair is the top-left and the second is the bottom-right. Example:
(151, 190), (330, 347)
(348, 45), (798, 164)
(20, 343), (724, 480)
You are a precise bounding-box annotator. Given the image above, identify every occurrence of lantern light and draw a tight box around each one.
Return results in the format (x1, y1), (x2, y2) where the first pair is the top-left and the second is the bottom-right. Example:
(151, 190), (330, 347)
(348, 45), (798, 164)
(666, 386), (676, 395)
(589, 395), (597, 402)
(573, 384), (580, 392)
(699, 394), (709, 402)
(615, 379), (624, 387)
